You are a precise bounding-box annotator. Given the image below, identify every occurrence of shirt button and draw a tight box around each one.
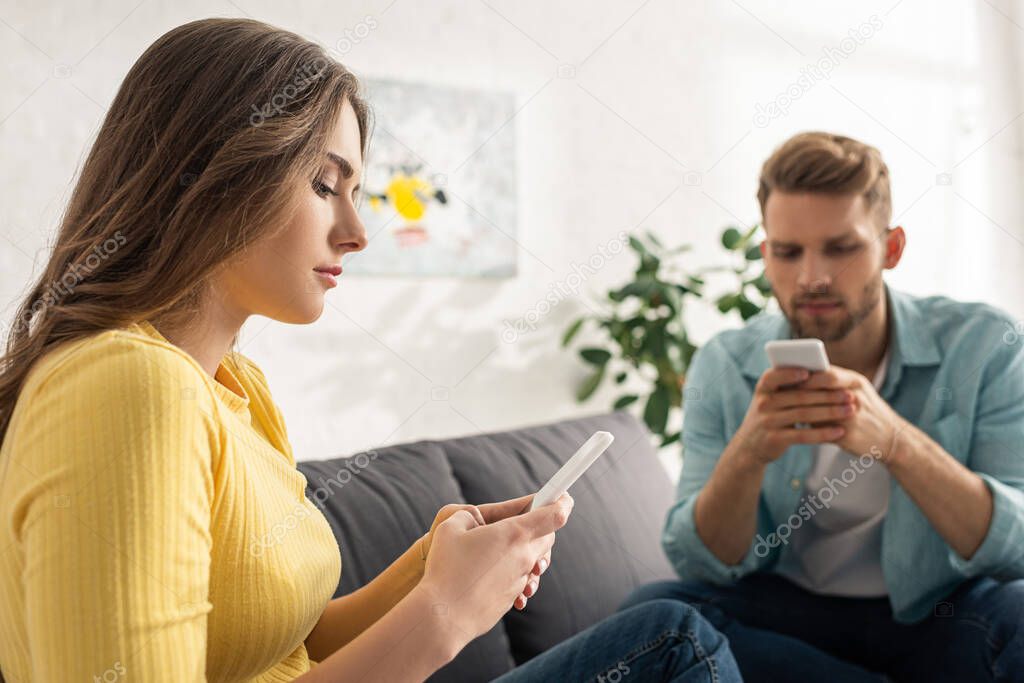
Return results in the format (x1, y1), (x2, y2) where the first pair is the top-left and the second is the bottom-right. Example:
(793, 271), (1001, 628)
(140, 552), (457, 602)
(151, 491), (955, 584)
(790, 478), (801, 490)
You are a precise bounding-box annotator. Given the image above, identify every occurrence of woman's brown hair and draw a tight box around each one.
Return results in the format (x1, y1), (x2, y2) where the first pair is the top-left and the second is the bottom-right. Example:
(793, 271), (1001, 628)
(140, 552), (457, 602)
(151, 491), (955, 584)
(0, 17), (370, 445)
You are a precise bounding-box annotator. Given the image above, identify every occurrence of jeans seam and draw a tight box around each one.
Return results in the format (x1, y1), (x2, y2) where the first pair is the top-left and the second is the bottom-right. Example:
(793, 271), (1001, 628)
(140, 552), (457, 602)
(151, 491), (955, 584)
(957, 614), (1005, 679)
(587, 626), (722, 683)
(587, 629), (684, 683)
(686, 626), (720, 682)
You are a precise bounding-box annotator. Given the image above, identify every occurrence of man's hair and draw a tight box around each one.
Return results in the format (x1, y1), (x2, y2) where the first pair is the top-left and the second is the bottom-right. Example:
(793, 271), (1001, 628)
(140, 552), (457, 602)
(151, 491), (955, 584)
(757, 131), (892, 229)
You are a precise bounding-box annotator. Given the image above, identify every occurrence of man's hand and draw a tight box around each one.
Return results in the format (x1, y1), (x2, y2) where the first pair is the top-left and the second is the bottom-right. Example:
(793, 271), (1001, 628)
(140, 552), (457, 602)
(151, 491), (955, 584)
(799, 366), (908, 461)
(735, 366), (856, 465)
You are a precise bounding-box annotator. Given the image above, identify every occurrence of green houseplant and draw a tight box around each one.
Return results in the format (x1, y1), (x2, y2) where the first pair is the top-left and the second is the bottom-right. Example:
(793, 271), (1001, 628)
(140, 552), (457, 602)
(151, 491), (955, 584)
(563, 225), (772, 447)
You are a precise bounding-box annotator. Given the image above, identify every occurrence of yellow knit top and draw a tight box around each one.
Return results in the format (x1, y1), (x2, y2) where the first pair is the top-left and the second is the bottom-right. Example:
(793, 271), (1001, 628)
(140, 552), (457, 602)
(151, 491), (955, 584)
(0, 321), (342, 681)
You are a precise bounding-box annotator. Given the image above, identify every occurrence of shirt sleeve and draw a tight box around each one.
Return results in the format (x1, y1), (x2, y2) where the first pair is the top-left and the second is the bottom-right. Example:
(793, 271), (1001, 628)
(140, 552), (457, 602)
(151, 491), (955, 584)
(945, 328), (1024, 578)
(661, 338), (772, 584)
(7, 334), (218, 680)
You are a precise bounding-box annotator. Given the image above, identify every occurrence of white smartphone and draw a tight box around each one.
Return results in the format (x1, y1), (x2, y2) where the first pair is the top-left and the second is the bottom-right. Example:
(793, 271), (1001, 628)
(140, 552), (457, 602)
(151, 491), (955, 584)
(527, 431), (615, 512)
(765, 339), (830, 372)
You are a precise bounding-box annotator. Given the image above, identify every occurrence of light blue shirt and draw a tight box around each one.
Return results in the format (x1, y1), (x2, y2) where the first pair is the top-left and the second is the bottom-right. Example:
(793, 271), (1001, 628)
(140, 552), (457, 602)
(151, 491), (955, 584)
(663, 284), (1024, 622)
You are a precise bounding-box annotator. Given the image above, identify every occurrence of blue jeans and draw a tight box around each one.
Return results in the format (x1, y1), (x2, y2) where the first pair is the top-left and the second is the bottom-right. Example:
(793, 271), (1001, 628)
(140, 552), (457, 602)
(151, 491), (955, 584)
(620, 573), (1024, 682)
(493, 599), (742, 683)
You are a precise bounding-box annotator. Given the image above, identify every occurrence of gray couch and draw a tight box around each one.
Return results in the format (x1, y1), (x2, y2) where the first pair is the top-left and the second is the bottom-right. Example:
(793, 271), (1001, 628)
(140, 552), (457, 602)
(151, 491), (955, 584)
(296, 411), (679, 682)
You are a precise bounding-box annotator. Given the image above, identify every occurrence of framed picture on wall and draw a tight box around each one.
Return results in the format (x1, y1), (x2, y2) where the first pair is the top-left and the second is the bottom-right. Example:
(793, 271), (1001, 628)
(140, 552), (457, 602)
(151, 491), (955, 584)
(346, 77), (519, 278)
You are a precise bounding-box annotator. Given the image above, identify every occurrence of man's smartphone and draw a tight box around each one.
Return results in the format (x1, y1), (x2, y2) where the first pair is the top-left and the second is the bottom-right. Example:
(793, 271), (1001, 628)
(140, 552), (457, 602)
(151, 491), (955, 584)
(525, 431), (615, 512)
(765, 340), (830, 429)
(765, 339), (830, 372)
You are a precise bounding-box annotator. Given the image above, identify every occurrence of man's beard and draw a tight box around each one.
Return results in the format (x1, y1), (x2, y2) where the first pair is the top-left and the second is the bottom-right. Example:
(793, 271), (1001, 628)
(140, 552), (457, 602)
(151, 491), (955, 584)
(781, 277), (883, 342)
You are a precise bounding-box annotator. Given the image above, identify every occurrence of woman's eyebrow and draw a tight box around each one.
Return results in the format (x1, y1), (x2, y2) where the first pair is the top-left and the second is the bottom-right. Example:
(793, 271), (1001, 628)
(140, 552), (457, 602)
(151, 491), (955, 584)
(326, 152), (355, 179)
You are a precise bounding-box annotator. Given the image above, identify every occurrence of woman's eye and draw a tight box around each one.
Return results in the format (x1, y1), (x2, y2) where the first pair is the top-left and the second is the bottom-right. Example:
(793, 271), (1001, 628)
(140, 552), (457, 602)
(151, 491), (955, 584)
(312, 178), (339, 198)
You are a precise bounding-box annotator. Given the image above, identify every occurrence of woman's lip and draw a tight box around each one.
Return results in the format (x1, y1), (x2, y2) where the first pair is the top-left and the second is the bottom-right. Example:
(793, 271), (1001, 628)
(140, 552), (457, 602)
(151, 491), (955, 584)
(314, 265), (343, 276)
(314, 270), (338, 288)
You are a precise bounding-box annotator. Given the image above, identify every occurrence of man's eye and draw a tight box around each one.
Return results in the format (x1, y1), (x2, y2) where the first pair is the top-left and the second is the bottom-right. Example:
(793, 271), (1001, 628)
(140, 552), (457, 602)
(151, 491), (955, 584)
(312, 178), (339, 198)
(773, 250), (799, 260)
(829, 244), (860, 255)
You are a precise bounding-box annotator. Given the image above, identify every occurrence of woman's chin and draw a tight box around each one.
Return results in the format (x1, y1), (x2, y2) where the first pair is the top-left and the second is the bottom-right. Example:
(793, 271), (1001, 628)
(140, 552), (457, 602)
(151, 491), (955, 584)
(272, 299), (326, 325)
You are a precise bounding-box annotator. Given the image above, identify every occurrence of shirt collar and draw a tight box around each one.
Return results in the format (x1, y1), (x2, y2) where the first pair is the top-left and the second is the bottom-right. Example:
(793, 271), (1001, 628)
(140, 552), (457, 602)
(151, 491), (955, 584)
(133, 320), (251, 414)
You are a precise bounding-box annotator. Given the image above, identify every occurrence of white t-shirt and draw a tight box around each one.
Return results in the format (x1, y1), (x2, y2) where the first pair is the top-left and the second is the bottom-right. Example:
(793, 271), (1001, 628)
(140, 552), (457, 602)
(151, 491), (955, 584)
(774, 348), (891, 597)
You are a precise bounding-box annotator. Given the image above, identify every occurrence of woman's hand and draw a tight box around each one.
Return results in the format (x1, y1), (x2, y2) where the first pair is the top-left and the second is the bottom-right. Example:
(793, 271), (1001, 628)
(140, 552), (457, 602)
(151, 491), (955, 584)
(422, 503), (486, 557)
(476, 494), (556, 608)
(421, 495), (558, 608)
(416, 493), (573, 641)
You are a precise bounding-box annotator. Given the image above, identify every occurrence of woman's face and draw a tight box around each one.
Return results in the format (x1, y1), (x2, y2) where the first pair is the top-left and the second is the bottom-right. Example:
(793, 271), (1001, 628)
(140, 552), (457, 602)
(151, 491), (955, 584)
(215, 97), (368, 325)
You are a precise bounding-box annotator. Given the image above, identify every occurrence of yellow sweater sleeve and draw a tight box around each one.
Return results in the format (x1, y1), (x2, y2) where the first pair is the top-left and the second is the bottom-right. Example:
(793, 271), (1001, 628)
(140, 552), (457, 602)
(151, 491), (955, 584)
(6, 334), (219, 680)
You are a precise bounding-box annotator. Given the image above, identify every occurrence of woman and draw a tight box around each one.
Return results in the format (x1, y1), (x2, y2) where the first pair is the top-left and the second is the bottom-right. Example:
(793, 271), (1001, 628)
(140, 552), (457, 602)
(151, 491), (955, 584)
(0, 18), (739, 682)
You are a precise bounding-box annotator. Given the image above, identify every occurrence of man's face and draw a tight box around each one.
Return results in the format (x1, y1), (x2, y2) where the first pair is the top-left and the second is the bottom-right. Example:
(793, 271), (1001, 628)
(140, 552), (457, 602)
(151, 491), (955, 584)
(762, 191), (897, 342)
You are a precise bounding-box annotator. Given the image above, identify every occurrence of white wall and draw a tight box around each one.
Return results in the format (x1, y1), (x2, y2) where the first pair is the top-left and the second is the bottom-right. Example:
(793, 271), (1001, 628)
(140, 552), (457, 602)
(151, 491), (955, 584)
(2, 0), (1023, 469)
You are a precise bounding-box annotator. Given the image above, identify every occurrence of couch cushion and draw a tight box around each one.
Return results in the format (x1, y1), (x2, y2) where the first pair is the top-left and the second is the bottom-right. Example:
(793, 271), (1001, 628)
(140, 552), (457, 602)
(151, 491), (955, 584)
(439, 411), (677, 665)
(297, 441), (515, 682)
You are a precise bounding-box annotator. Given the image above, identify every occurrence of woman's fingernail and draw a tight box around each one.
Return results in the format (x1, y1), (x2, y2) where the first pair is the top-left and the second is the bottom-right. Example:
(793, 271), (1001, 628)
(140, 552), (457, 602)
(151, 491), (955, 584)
(538, 558), (549, 574)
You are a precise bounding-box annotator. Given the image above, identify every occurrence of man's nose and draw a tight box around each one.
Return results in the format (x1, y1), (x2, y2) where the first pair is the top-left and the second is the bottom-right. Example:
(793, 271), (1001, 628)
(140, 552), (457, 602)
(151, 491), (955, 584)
(797, 255), (831, 293)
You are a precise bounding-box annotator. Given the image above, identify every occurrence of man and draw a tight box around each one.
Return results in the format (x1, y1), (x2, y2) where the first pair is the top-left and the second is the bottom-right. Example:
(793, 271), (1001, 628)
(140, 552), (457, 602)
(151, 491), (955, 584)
(622, 132), (1024, 681)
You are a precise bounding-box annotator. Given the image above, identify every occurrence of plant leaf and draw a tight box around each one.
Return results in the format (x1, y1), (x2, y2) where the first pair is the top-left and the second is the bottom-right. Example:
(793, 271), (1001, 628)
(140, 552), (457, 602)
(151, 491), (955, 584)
(738, 295), (762, 320)
(643, 384), (671, 435)
(628, 236), (649, 256)
(716, 293), (738, 313)
(752, 271), (772, 295)
(576, 364), (606, 402)
(660, 431), (681, 447)
(580, 348), (612, 365)
(745, 244), (763, 261)
(562, 317), (585, 347)
(613, 394), (638, 409)
(721, 227), (742, 250)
